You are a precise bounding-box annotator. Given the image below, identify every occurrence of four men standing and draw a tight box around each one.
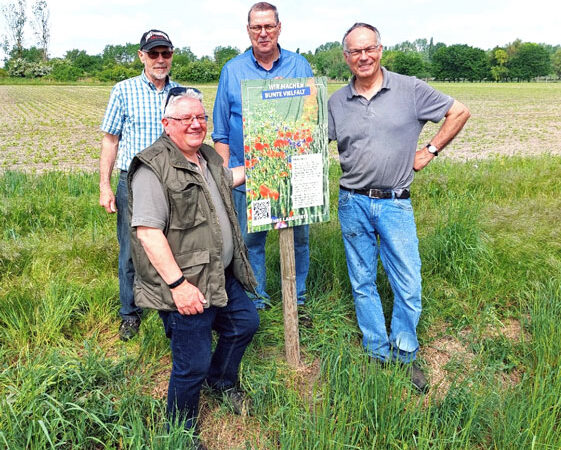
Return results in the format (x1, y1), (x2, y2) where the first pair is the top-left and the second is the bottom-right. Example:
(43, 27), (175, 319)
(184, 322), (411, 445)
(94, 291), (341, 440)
(98, 4), (471, 438)
(99, 30), (178, 341)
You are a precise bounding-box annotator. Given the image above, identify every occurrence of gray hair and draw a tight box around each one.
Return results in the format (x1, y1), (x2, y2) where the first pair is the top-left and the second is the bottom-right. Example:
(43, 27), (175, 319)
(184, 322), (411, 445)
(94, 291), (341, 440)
(248, 2), (279, 24)
(342, 23), (381, 51)
(164, 88), (204, 117)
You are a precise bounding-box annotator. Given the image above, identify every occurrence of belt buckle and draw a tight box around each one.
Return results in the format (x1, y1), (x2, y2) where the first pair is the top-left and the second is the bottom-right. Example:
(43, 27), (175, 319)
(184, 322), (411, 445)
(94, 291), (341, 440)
(367, 188), (386, 199)
(368, 189), (385, 198)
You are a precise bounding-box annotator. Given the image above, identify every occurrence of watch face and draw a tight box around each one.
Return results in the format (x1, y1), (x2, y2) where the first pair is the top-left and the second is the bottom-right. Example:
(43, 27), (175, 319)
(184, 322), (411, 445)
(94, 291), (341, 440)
(427, 145), (438, 154)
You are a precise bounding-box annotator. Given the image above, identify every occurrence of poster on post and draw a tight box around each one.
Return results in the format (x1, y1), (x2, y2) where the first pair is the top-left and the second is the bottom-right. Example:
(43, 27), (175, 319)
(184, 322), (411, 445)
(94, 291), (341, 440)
(241, 76), (330, 233)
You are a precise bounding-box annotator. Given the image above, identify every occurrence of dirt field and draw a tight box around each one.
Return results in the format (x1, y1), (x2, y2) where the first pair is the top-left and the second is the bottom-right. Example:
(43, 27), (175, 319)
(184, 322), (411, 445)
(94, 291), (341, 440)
(1, 82), (560, 173)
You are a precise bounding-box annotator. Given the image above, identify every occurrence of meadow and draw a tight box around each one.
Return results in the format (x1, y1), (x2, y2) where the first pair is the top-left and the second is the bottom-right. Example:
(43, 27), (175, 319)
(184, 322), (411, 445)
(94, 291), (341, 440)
(1, 82), (561, 449)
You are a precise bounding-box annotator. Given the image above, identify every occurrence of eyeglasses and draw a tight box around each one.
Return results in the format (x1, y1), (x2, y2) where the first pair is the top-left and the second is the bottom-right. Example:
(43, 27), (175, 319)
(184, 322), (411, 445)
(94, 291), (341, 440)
(144, 50), (174, 59)
(248, 24), (278, 34)
(344, 45), (382, 58)
(165, 115), (208, 126)
(164, 86), (203, 109)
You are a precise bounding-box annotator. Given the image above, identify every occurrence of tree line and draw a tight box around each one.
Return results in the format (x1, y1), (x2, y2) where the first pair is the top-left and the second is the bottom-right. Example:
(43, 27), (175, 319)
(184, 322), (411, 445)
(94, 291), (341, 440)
(2, 0), (560, 82)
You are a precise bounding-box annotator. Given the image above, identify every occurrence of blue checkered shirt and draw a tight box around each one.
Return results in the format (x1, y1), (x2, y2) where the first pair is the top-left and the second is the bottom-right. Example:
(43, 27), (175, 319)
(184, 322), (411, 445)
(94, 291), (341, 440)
(101, 71), (179, 171)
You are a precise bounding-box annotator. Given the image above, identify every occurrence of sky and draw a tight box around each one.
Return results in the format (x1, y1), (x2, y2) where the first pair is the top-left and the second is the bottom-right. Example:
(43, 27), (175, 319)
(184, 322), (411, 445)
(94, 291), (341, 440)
(2, 0), (560, 60)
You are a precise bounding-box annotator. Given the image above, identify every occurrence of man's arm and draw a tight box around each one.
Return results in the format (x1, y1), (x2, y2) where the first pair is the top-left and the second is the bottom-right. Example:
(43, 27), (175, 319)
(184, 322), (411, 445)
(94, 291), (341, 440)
(99, 133), (119, 213)
(231, 166), (245, 188)
(214, 142), (230, 168)
(136, 226), (207, 315)
(414, 100), (471, 172)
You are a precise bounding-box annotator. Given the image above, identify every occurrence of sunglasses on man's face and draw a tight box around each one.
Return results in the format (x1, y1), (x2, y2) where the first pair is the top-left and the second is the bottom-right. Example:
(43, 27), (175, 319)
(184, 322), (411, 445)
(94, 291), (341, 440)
(164, 86), (203, 109)
(144, 50), (173, 60)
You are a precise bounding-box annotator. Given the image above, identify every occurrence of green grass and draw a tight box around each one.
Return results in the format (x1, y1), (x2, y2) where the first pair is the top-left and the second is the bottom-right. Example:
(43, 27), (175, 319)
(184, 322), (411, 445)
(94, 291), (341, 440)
(1, 154), (561, 448)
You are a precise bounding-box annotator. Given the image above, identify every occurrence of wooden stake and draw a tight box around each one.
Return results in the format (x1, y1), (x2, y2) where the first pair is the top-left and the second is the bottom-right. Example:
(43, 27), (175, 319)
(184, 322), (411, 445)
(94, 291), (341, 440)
(279, 227), (301, 366)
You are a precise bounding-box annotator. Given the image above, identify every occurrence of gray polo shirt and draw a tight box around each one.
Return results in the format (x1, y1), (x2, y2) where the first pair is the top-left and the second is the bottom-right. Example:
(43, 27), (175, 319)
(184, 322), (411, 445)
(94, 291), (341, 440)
(131, 156), (234, 268)
(328, 67), (454, 191)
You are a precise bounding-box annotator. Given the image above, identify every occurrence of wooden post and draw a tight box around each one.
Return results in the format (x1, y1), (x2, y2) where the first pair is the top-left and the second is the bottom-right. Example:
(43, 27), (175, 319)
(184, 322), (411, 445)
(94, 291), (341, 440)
(279, 227), (301, 366)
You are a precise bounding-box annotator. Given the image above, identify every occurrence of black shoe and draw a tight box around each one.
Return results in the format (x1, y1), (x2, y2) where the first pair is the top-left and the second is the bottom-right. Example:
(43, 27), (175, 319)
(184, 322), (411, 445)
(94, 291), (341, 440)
(119, 317), (141, 341)
(298, 308), (313, 328)
(407, 362), (429, 393)
(221, 387), (251, 415)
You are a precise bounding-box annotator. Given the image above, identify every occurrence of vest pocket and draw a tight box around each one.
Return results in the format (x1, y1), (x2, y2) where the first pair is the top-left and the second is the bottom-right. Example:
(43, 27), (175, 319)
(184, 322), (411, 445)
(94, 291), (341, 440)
(169, 186), (207, 229)
(175, 248), (210, 292)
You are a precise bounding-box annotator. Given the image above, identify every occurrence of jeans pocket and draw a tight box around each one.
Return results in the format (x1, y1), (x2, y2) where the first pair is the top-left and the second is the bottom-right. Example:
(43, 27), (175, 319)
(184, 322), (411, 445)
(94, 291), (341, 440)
(338, 189), (352, 208)
(392, 198), (413, 211)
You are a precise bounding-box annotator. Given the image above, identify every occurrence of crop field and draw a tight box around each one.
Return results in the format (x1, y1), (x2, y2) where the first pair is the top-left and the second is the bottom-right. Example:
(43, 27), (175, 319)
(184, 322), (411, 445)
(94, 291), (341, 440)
(1, 83), (561, 449)
(1, 82), (561, 173)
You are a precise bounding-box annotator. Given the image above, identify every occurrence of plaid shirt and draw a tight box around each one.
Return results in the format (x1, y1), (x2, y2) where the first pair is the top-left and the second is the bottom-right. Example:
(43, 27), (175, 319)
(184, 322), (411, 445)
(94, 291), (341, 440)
(101, 71), (179, 171)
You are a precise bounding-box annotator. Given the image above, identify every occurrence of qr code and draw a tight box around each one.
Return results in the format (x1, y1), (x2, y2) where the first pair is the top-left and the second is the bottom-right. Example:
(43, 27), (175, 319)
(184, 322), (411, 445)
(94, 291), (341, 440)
(251, 199), (271, 226)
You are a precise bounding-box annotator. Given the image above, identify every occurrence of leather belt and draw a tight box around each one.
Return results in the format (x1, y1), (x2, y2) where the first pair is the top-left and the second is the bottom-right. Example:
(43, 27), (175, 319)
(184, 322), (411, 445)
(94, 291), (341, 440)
(340, 185), (410, 199)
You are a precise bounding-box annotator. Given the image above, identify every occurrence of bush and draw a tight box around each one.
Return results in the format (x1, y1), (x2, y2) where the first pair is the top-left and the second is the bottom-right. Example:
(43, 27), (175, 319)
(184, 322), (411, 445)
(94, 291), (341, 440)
(173, 60), (220, 82)
(97, 65), (139, 82)
(48, 60), (83, 81)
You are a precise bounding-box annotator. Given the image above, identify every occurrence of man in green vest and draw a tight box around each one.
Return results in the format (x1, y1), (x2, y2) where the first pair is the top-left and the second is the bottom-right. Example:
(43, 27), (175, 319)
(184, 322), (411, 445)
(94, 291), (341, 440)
(128, 87), (259, 442)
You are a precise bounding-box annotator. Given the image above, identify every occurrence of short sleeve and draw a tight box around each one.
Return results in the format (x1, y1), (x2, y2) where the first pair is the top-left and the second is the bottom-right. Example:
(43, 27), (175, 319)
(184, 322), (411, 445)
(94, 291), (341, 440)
(100, 84), (125, 135)
(131, 165), (169, 229)
(414, 78), (454, 123)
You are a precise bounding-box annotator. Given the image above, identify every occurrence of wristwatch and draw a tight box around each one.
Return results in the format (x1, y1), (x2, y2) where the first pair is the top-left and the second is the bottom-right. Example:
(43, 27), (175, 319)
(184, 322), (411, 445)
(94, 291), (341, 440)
(426, 143), (439, 156)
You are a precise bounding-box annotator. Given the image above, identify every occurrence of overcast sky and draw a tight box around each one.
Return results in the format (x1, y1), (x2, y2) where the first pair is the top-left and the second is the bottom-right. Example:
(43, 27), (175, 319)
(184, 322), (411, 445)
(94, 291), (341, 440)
(3, 0), (560, 59)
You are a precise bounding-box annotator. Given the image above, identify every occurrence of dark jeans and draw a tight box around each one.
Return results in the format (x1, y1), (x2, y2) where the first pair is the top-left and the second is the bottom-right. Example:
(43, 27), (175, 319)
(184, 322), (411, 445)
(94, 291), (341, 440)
(116, 171), (141, 320)
(159, 270), (260, 429)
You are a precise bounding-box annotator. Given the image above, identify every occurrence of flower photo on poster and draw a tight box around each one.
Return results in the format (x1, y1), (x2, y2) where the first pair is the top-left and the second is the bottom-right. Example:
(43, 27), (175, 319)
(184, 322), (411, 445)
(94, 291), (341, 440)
(242, 77), (330, 233)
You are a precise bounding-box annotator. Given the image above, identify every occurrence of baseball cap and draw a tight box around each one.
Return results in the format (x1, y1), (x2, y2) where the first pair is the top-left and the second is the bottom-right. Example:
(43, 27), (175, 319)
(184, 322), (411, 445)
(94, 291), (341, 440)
(140, 30), (173, 51)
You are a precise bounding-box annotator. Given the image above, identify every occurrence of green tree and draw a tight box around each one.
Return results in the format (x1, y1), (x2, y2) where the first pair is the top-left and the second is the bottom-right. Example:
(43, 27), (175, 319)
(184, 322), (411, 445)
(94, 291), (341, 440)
(507, 42), (551, 81)
(213, 45), (239, 69)
(314, 42), (350, 80)
(381, 50), (398, 71)
(552, 49), (561, 79)
(174, 59), (220, 82)
(393, 51), (428, 78)
(489, 47), (509, 81)
(173, 46), (196, 65)
(65, 49), (102, 75)
(102, 43), (138, 66)
(432, 44), (490, 81)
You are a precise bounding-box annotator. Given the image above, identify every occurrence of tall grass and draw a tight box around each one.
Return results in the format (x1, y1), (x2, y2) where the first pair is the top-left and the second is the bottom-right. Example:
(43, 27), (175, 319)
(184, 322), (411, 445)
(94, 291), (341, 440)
(1, 155), (561, 448)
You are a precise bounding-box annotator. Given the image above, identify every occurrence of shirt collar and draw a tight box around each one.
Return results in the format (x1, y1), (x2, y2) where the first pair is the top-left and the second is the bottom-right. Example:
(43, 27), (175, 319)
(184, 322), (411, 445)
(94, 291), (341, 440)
(250, 44), (283, 70)
(140, 70), (171, 91)
(347, 66), (391, 99)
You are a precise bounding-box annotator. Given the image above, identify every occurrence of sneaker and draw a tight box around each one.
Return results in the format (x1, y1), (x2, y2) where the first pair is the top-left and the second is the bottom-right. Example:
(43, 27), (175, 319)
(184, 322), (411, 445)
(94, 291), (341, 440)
(118, 317), (141, 342)
(221, 387), (250, 415)
(407, 362), (429, 393)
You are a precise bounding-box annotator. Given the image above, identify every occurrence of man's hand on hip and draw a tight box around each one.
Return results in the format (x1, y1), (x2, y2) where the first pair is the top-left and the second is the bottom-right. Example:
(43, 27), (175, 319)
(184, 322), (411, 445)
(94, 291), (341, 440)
(171, 281), (207, 315)
(413, 147), (435, 172)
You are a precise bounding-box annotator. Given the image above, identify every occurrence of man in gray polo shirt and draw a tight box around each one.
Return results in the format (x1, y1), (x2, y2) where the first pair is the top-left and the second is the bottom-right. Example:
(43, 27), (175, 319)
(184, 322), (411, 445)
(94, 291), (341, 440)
(328, 23), (470, 392)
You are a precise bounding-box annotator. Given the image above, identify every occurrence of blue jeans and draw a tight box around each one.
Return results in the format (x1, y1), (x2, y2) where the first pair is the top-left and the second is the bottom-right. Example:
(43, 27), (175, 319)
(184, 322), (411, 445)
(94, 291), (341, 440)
(159, 270), (259, 429)
(233, 187), (309, 306)
(116, 171), (142, 320)
(338, 188), (422, 363)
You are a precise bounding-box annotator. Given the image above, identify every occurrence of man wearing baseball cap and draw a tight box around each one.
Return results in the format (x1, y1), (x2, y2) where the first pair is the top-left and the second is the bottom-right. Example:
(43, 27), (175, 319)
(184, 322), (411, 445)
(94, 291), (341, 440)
(99, 29), (179, 341)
